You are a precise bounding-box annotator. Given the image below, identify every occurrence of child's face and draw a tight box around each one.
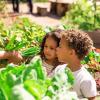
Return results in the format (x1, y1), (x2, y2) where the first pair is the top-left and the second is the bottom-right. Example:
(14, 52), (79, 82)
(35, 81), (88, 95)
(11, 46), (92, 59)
(56, 37), (72, 63)
(43, 36), (57, 61)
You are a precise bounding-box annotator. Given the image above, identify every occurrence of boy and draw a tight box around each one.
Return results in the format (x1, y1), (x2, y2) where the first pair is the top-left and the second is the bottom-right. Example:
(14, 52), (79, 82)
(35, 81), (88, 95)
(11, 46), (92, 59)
(56, 29), (97, 100)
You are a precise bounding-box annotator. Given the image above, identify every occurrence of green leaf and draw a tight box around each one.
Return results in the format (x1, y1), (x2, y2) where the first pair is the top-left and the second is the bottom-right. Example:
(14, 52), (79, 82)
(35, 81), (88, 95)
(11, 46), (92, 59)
(65, 68), (74, 85)
(21, 46), (40, 57)
(22, 67), (37, 82)
(11, 85), (35, 100)
(5, 35), (16, 51)
(24, 80), (47, 100)
(30, 56), (46, 80)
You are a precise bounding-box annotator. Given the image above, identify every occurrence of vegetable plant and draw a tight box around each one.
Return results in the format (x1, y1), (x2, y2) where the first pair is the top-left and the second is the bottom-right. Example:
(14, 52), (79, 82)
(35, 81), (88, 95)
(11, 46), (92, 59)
(0, 56), (78, 100)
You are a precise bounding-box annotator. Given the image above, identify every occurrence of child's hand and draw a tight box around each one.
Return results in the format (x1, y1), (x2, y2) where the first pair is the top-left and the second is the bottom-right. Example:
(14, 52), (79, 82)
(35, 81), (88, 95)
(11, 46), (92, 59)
(7, 51), (23, 64)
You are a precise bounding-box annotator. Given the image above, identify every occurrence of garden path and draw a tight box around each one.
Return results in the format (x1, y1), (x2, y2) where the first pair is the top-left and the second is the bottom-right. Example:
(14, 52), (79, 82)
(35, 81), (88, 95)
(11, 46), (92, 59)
(1, 3), (61, 27)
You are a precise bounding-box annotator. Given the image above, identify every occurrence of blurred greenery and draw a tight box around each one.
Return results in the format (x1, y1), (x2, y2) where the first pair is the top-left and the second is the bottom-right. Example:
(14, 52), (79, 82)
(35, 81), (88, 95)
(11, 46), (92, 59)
(62, 0), (100, 31)
(20, 0), (48, 2)
(0, 0), (7, 13)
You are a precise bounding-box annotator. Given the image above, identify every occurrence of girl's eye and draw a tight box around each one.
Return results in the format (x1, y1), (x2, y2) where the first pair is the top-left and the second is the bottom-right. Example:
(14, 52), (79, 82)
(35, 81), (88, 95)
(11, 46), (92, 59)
(44, 45), (47, 48)
(50, 47), (56, 50)
(50, 47), (54, 50)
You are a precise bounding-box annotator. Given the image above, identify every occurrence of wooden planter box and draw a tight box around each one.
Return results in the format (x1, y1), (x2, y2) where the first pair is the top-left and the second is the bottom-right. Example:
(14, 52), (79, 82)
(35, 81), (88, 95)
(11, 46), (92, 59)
(37, 6), (48, 16)
(49, 0), (74, 16)
(56, 3), (69, 16)
(87, 30), (100, 48)
(50, 1), (57, 14)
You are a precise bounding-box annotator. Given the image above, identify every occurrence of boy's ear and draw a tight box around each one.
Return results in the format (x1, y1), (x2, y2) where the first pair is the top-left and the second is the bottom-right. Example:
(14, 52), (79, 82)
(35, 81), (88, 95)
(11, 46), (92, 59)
(70, 49), (75, 55)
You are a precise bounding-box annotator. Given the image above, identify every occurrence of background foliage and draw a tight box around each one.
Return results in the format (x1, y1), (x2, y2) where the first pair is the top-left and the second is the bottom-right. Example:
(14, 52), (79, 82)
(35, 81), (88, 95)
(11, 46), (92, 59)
(62, 0), (100, 31)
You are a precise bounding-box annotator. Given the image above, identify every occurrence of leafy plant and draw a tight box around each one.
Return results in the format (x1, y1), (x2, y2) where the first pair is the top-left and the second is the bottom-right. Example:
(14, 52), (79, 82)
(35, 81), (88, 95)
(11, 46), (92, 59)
(62, 0), (100, 31)
(0, 0), (7, 13)
(33, 0), (48, 2)
(21, 46), (40, 57)
(81, 50), (100, 72)
(0, 17), (46, 52)
(20, 0), (48, 2)
(0, 56), (78, 100)
(0, 20), (9, 50)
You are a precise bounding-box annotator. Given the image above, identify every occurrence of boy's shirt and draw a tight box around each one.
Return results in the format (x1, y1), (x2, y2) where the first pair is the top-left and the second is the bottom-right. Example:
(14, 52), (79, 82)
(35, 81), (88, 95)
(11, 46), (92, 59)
(53, 65), (97, 99)
(73, 66), (97, 98)
(53, 64), (67, 74)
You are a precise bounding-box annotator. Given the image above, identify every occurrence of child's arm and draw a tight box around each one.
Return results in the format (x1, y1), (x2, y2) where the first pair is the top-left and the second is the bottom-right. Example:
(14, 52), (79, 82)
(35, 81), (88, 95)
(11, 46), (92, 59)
(7, 51), (23, 64)
(0, 51), (23, 64)
(0, 51), (9, 59)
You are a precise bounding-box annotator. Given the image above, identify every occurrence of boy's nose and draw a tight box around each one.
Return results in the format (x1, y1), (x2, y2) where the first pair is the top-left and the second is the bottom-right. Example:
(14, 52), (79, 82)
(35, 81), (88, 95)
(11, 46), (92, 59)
(56, 48), (59, 53)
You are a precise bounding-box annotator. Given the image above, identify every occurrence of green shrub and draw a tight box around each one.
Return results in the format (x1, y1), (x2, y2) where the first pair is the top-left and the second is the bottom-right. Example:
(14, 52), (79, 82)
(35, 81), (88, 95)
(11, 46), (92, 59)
(62, 0), (100, 31)
(20, 0), (48, 2)
(0, 0), (7, 13)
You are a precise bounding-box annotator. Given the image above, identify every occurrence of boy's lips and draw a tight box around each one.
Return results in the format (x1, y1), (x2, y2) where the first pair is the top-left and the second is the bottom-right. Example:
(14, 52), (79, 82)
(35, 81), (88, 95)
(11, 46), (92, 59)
(45, 53), (51, 57)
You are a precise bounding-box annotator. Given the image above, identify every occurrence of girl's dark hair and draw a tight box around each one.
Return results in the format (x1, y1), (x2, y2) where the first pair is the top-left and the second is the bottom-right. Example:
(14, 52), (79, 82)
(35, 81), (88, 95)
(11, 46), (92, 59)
(40, 29), (62, 66)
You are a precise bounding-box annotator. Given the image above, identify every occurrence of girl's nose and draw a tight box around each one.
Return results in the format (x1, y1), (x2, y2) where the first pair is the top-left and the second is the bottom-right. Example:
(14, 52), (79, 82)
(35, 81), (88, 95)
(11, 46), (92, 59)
(46, 48), (50, 52)
(56, 47), (59, 51)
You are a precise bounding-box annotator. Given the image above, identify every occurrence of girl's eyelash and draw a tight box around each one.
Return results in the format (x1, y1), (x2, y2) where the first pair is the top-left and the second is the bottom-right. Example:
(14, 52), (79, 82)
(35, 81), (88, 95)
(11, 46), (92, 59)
(50, 48), (54, 50)
(44, 45), (47, 47)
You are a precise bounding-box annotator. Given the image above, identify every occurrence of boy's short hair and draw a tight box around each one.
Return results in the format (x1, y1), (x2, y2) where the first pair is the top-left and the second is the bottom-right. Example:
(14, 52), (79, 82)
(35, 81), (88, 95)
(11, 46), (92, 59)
(62, 29), (93, 59)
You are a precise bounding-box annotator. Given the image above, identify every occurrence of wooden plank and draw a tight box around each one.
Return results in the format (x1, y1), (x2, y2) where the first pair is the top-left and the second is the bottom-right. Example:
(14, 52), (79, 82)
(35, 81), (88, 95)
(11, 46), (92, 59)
(37, 6), (48, 16)
(87, 30), (100, 48)
(57, 0), (74, 4)
(49, 0), (56, 2)
(56, 3), (69, 16)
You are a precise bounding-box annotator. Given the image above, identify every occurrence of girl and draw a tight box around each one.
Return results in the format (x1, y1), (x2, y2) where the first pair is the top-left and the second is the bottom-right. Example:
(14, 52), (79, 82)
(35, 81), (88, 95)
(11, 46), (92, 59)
(39, 29), (63, 76)
(29, 29), (64, 76)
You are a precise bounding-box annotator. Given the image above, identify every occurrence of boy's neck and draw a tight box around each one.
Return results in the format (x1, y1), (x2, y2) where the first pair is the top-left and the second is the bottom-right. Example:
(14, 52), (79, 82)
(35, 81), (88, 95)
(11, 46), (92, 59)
(67, 60), (82, 72)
